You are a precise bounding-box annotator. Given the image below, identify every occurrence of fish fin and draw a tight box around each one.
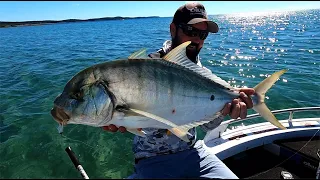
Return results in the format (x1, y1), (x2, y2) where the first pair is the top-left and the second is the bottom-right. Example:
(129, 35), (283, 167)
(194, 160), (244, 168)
(253, 69), (288, 96)
(128, 48), (148, 59)
(169, 120), (211, 142)
(127, 128), (147, 137)
(169, 127), (190, 142)
(128, 108), (178, 128)
(166, 130), (171, 135)
(122, 109), (140, 117)
(163, 41), (233, 89)
(253, 69), (288, 130)
(253, 103), (286, 130)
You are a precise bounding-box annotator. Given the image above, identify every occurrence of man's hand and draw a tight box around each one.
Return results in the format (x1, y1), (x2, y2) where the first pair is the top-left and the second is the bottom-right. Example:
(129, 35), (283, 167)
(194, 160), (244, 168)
(221, 88), (255, 119)
(102, 124), (127, 133)
(102, 125), (142, 133)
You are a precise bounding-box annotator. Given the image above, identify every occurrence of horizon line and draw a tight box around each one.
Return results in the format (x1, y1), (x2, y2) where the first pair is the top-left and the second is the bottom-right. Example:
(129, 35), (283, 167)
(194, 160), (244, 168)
(1, 8), (319, 23)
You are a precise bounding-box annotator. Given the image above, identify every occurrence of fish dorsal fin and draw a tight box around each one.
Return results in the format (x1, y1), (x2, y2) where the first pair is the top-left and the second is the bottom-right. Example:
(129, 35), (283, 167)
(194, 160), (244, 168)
(163, 41), (233, 89)
(128, 48), (148, 59)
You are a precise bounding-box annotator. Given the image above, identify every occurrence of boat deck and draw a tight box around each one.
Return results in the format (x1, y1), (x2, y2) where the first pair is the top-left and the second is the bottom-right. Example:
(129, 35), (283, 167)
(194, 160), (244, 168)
(276, 136), (319, 160)
(223, 133), (319, 179)
(204, 107), (320, 179)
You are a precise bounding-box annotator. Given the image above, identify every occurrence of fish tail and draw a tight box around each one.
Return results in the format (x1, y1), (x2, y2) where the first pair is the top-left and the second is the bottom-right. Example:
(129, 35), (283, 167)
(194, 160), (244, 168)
(252, 69), (288, 130)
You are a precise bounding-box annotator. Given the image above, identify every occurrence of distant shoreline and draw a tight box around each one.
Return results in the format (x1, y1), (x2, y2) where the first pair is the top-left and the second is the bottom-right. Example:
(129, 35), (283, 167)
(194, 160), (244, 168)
(0, 16), (160, 28)
(1, 8), (319, 29)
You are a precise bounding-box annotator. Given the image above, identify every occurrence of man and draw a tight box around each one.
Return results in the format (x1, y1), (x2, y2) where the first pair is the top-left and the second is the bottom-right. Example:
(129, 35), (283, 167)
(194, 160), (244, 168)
(103, 2), (255, 179)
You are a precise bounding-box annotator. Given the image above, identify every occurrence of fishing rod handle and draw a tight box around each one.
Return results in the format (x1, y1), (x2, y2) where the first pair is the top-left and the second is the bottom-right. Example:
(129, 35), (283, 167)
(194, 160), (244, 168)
(65, 147), (90, 179)
(77, 165), (89, 179)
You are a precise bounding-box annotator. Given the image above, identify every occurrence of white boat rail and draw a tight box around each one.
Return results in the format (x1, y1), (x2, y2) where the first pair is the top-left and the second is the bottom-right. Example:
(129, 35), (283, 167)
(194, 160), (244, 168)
(204, 107), (320, 142)
(223, 106), (320, 126)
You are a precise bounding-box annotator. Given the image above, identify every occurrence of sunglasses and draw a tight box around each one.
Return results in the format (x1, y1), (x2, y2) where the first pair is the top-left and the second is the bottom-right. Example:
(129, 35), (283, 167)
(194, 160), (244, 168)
(178, 23), (209, 40)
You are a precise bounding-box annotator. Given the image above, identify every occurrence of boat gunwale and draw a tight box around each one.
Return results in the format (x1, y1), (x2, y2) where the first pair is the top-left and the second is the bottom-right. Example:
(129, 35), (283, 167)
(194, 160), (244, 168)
(203, 107), (320, 153)
(223, 106), (320, 126)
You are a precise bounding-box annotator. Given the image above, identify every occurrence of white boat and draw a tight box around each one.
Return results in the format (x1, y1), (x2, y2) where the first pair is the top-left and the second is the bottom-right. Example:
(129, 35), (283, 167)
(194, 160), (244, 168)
(74, 107), (319, 179)
(203, 106), (320, 179)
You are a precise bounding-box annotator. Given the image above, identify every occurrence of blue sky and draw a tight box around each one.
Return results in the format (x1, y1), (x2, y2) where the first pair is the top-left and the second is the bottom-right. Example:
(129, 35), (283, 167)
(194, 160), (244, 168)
(1, 1), (320, 21)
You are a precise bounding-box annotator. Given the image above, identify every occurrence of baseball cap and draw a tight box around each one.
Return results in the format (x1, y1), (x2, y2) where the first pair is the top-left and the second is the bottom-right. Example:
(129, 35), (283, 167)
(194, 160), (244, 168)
(172, 2), (219, 33)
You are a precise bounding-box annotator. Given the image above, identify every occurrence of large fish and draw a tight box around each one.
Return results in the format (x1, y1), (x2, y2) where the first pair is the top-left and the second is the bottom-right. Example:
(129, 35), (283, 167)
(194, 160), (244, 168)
(50, 41), (287, 142)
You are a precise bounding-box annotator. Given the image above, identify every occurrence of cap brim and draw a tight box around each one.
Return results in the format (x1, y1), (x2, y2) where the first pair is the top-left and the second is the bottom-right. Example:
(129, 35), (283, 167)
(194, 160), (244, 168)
(187, 18), (219, 33)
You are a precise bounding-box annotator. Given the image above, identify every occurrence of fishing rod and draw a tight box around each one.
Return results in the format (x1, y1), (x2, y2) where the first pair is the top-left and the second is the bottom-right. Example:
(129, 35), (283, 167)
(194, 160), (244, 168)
(65, 147), (89, 179)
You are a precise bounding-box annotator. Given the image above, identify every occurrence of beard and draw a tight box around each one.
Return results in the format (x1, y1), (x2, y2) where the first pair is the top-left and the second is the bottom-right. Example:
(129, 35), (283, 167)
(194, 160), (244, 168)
(172, 37), (201, 64)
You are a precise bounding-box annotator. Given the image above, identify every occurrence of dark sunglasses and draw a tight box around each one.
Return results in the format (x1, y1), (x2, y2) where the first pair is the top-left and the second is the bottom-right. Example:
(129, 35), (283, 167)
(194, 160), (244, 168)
(177, 23), (209, 40)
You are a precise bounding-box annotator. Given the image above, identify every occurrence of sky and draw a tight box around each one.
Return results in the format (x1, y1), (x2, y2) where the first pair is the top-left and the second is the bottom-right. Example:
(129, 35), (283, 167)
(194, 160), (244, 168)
(1, 1), (320, 22)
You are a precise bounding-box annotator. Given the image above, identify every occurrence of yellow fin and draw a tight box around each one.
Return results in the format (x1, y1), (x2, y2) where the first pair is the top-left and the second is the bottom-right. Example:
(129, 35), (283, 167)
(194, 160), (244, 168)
(252, 69), (288, 130)
(168, 120), (211, 142)
(128, 48), (148, 59)
(253, 103), (286, 130)
(169, 127), (190, 142)
(128, 108), (178, 128)
(163, 41), (191, 62)
(254, 69), (288, 96)
(127, 128), (146, 137)
(162, 41), (233, 89)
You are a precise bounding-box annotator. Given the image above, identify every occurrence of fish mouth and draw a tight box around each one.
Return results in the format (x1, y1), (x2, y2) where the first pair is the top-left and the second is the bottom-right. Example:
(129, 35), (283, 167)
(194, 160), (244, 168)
(50, 106), (70, 125)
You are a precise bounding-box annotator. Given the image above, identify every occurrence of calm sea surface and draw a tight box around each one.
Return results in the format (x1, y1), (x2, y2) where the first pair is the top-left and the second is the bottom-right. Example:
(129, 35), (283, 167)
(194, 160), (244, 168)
(0, 9), (319, 178)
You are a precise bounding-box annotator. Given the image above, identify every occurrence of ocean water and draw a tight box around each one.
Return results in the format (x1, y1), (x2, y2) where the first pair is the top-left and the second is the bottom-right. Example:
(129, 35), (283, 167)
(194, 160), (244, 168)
(0, 9), (319, 178)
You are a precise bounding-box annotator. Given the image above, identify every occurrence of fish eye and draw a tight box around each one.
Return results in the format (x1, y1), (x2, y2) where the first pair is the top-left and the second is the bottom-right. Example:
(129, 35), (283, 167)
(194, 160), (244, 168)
(74, 92), (81, 98)
(70, 90), (83, 100)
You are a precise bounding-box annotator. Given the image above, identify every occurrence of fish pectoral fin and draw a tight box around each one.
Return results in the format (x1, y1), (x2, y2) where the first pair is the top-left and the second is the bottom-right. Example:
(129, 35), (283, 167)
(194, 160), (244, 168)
(128, 48), (149, 59)
(169, 120), (210, 142)
(128, 108), (178, 128)
(127, 128), (146, 137)
(123, 109), (141, 117)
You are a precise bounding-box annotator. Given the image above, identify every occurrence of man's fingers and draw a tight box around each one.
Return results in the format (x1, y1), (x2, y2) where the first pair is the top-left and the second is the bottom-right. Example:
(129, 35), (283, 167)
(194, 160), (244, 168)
(102, 125), (137, 134)
(230, 99), (240, 119)
(102, 126), (110, 131)
(239, 102), (247, 119)
(238, 88), (255, 95)
(107, 124), (118, 132)
(118, 126), (127, 133)
(222, 103), (231, 116)
(239, 92), (253, 109)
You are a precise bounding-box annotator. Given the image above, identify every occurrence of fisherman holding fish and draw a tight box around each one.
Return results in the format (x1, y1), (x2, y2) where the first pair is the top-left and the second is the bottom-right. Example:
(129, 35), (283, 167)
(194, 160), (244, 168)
(104, 2), (253, 179)
(51, 1), (287, 179)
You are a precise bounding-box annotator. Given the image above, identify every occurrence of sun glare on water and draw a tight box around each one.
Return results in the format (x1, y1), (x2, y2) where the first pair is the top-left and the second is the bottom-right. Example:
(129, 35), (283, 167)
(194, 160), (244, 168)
(229, 11), (288, 18)
(220, 10), (297, 26)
